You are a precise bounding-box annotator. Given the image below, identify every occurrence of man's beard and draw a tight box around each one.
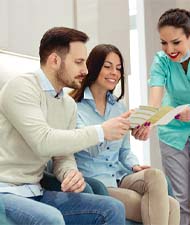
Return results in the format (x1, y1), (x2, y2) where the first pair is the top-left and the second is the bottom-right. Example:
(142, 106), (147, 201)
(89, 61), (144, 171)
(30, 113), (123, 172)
(56, 64), (81, 89)
(67, 80), (81, 89)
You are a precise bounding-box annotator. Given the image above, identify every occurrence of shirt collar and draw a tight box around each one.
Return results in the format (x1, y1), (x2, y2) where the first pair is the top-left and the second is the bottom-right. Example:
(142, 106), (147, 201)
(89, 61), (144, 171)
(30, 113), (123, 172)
(83, 87), (116, 105)
(83, 87), (94, 100)
(36, 68), (64, 98)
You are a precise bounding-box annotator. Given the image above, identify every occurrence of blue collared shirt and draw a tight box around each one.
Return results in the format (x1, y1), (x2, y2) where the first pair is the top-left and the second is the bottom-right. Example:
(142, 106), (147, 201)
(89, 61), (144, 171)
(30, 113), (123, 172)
(37, 68), (64, 98)
(75, 87), (139, 187)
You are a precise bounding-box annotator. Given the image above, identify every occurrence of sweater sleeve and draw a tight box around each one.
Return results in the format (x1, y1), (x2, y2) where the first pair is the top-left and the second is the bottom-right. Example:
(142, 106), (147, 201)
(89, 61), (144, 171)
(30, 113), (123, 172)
(0, 76), (99, 158)
(53, 155), (78, 182)
(53, 106), (78, 182)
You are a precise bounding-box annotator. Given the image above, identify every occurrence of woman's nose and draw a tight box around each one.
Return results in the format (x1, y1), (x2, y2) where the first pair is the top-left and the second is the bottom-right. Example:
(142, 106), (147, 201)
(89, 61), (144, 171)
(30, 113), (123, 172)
(166, 44), (175, 54)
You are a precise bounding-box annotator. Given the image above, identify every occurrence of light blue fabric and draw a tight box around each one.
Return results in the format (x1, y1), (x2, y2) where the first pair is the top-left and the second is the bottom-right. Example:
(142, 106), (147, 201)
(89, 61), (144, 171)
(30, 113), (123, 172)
(37, 68), (64, 98)
(179, 49), (190, 63)
(149, 51), (190, 150)
(0, 197), (11, 225)
(75, 87), (139, 187)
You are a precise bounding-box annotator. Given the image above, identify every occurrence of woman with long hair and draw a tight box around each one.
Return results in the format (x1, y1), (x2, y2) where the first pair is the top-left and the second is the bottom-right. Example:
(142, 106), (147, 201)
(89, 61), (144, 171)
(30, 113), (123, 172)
(71, 44), (180, 225)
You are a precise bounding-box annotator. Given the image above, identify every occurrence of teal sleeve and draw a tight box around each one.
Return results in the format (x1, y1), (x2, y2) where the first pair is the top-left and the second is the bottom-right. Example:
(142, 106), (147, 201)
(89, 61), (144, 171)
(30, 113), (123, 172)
(148, 52), (167, 87)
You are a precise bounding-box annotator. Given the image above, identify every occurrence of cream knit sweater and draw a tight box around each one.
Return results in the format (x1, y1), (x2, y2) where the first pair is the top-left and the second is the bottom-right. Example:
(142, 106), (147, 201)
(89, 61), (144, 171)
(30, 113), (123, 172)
(0, 74), (99, 185)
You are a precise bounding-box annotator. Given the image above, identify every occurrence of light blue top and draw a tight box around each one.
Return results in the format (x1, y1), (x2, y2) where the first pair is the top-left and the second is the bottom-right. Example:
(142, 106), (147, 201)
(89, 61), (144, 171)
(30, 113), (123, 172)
(37, 68), (64, 98)
(149, 51), (190, 150)
(75, 87), (139, 187)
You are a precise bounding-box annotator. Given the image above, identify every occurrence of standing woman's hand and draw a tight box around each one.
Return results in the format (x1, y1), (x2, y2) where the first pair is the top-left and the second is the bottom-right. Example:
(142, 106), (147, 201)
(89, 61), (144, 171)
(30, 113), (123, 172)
(175, 106), (190, 122)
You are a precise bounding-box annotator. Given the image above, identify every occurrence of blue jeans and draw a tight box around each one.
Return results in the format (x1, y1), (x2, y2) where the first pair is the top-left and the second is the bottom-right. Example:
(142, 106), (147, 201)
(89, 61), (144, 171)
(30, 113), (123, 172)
(1, 191), (126, 225)
(41, 172), (140, 225)
(0, 197), (11, 225)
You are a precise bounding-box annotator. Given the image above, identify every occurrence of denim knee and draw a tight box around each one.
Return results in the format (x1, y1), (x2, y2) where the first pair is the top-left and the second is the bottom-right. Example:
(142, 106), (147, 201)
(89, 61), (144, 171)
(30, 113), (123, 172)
(103, 196), (126, 220)
(40, 208), (65, 225)
(109, 197), (125, 211)
(8, 205), (65, 225)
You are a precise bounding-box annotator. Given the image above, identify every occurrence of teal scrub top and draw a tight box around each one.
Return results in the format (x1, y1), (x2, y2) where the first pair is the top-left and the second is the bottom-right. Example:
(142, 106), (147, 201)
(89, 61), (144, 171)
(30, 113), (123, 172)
(149, 51), (190, 150)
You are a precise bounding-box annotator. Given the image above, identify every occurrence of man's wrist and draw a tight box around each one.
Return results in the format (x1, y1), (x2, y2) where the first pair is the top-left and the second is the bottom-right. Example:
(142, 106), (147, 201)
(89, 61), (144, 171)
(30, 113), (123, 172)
(94, 125), (104, 142)
(63, 168), (78, 179)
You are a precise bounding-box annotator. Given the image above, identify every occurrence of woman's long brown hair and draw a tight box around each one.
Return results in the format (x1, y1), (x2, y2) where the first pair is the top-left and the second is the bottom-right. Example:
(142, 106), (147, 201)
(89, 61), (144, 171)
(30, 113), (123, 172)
(70, 44), (125, 102)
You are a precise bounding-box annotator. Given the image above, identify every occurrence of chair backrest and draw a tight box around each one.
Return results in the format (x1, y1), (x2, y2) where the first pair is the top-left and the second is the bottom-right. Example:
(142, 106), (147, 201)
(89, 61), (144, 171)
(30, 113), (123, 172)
(0, 50), (39, 89)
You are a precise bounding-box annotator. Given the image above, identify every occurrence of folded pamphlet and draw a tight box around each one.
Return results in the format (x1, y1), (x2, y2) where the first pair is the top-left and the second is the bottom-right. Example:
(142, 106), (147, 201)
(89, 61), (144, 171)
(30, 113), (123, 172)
(129, 104), (189, 128)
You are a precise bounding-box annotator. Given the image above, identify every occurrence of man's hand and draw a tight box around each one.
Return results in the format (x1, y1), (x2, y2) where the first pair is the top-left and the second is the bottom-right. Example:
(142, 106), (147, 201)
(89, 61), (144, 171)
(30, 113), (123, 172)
(61, 169), (85, 193)
(132, 165), (151, 172)
(131, 122), (151, 141)
(102, 111), (131, 141)
(175, 107), (190, 122)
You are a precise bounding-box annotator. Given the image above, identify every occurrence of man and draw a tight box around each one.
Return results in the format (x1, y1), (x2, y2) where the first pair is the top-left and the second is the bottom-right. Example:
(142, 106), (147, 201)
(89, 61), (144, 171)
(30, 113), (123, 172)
(0, 27), (130, 224)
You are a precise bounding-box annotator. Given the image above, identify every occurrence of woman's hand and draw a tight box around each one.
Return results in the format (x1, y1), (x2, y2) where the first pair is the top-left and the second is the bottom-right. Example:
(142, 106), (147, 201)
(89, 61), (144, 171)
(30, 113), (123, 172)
(175, 107), (190, 122)
(131, 122), (151, 141)
(132, 165), (151, 172)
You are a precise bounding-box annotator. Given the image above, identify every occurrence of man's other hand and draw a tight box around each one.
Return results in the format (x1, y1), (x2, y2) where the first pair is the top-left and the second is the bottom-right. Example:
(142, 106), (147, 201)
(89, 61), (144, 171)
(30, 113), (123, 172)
(61, 169), (86, 193)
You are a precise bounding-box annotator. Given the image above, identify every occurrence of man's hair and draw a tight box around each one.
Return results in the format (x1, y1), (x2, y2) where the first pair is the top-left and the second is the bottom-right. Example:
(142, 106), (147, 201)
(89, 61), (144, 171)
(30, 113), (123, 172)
(71, 44), (125, 102)
(39, 27), (89, 65)
(158, 8), (190, 37)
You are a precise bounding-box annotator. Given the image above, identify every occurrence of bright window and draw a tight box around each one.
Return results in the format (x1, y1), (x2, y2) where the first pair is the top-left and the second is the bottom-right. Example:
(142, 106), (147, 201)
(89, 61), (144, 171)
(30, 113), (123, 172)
(128, 0), (150, 164)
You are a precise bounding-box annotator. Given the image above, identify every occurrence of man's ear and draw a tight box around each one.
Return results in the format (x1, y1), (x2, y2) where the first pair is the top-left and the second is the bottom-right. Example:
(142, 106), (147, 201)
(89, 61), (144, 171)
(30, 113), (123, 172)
(47, 52), (62, 70)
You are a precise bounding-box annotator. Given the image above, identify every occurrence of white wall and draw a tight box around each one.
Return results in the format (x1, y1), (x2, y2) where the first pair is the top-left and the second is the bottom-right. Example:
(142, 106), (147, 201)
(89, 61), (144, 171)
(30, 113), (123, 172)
(74, 0), (99, 51)
(65, 0), (131, 105)
(0, 0), (130, 108)
(0, 0), (74, 56)
(0, 0), (130, 102)
(0, 0), (130, 62)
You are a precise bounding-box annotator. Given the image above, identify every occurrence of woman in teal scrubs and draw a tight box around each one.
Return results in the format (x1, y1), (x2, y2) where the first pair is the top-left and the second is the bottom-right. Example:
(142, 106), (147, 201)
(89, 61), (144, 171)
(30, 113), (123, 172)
(148, 8), (190, 225)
